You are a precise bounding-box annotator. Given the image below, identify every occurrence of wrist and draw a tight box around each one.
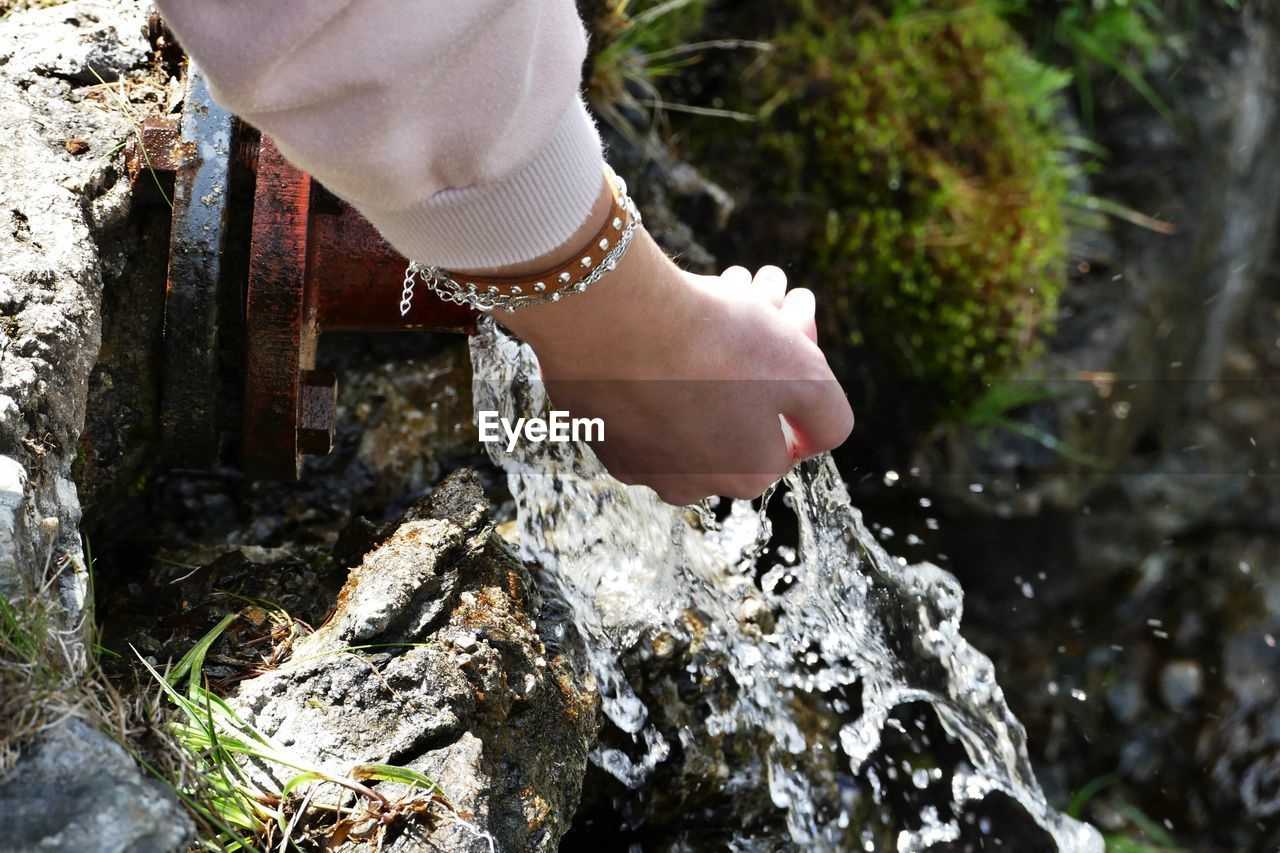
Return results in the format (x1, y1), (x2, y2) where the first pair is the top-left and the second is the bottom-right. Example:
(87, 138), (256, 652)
(421, 167), (637, 317)
(494, 226), (681, 367)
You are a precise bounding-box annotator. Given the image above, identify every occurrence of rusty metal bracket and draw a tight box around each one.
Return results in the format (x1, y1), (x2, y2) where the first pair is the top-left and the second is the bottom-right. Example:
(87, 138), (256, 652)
(242, 138), (479, 478)
(242, 136), (319, 479)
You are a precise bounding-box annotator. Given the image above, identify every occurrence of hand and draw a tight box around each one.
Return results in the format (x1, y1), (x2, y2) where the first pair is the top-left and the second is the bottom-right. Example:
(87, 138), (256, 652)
(467, 185), (854, 505)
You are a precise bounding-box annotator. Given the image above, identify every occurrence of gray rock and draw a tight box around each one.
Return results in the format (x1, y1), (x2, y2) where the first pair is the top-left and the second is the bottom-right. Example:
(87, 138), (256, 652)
(0, 0), (149, 85)
(1158, 659), (1204, 712)
(0, 457), (29, 595)
(0, 717), (192, 853)
(1105, 678), (1147, 726)
(232, 470), (599, 851)
(0, 0), (145, 607)
(0, 2), (192, 850)
(1209, 620), (1280, 821)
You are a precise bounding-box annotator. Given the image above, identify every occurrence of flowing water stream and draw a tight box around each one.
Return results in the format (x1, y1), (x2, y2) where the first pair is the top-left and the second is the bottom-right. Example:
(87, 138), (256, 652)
(471, 321), (1102, 851)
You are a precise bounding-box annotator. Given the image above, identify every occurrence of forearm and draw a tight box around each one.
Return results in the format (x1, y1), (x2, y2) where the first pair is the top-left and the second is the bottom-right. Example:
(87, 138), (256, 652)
(152, 0), (607, 269)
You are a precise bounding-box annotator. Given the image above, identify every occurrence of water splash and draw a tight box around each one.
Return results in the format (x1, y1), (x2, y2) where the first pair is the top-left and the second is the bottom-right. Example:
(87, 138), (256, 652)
(471, 322), (1101, 851)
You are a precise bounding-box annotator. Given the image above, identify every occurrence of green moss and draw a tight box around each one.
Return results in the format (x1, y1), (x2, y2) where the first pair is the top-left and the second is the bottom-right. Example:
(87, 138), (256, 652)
(753, 0), (1072, 403)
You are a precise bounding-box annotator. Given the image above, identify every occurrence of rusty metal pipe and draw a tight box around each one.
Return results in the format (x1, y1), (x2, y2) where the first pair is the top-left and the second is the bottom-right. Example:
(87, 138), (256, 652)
(309, 205), (476, 334)
(242, 137), (480, 478)
(128, 102), (479, 478)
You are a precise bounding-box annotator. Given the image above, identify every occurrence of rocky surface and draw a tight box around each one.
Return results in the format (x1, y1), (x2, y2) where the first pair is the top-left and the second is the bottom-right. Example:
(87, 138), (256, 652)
(56, 1), (1280, 850)
(230, 470), (599, 851)
(0, 0), (145, 608)
(0, 2), (193, 850)
(0, 716), (192, 853)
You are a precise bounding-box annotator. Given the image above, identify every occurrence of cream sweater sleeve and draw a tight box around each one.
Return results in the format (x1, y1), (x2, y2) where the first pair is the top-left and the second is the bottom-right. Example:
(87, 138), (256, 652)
(152, 0), (606, 269)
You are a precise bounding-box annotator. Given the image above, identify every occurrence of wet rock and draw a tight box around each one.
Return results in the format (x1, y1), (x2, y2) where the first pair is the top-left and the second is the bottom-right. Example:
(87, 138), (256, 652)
(230, 470), (599, 851)
(330, 338), (480, 507)
(1105, 679), (1146, 726)
(1209, 615), (1280, 825)
(1157, 660), (1203, 711)
(0, 717), (193, 852)
(573, 608), (785, 841)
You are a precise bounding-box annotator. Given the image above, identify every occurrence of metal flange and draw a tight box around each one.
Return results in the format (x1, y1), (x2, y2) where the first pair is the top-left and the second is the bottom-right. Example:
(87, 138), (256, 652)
(130, 68), (479, 480)
(159, 65), (233, 467)
(241, 137), (321, 479)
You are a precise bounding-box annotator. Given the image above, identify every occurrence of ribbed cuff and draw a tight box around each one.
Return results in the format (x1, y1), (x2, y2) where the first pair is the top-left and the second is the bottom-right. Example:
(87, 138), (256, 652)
(361, 97), (607, 270)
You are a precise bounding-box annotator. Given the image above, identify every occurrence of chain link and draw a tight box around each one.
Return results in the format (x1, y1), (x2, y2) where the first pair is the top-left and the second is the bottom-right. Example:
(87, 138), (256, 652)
(399, 264), (417, 317)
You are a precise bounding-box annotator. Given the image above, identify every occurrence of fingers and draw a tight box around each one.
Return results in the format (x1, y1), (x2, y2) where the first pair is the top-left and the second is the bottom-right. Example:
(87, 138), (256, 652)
(607, 404), (796, 506)
(607, 402), (848, 506)
(648, 472), (786, 506)
(646, 478), (714, 507)
(722, 265), (752, 290)
(752, 265), (788, 309)
(781, 379), (854, 459)
(724, 265), (789, 312)
(781, 287), (818, 343)
(778, 413), (801, 461)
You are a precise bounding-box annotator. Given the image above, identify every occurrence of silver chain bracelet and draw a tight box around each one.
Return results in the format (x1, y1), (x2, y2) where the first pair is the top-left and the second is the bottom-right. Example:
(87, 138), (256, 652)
(400, 173), (641, 316)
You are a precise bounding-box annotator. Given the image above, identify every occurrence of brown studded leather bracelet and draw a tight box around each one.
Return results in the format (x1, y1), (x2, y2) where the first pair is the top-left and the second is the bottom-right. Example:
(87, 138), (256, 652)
(400, 167), (641, 316)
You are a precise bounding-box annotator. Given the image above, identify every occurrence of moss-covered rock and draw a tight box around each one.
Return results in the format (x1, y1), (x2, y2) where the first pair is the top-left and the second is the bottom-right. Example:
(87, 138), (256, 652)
(749, 0), (1073, 404)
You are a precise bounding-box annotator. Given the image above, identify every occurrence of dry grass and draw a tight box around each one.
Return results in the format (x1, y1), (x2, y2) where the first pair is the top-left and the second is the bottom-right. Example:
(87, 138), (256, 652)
(0, 587), (84, 775)
(0, 545), (123, 779)
(0, 540), (175, 794)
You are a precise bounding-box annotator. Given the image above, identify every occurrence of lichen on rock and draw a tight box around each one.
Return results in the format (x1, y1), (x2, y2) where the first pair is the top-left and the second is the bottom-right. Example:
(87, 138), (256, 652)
(0, 0), (148, 606)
